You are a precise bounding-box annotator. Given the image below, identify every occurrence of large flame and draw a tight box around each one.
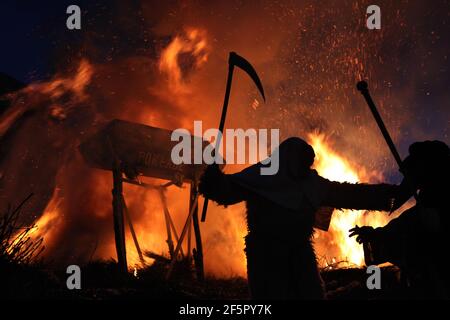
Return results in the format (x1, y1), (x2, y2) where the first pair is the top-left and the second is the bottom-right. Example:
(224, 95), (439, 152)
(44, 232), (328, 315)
(5, 58), (394, 274)
(309, 133), (392, 268)
(16, 132), (393, 272)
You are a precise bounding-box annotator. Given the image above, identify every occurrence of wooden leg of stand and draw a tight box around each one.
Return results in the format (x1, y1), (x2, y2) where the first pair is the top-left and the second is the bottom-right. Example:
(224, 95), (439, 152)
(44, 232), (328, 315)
(190, 182), (204, 281)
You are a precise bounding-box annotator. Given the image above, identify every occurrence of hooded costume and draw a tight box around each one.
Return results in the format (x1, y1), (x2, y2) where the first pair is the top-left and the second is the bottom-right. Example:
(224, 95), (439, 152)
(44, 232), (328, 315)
(199, 137), (400, 299)
(351, 140), (450, 298)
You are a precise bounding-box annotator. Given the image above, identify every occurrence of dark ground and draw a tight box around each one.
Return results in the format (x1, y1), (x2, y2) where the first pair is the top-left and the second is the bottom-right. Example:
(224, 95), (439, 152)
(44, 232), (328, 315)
(1, 257), (409, 300)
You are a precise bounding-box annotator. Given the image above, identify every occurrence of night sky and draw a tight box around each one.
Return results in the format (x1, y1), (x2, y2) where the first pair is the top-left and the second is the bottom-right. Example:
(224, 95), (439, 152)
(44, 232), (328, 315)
(1, 1), (79, 81)
(0, 0), (145, 82)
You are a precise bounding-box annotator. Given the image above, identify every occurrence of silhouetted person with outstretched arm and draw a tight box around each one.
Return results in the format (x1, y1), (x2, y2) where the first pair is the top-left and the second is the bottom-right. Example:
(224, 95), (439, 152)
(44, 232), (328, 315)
(199, 137), (403, 299)
(349, 140), (450, 299)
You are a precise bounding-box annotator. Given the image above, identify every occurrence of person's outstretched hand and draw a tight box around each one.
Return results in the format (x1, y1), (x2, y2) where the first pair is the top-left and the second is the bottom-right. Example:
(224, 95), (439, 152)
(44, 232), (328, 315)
(198, 163), (221, 196)
(349, 225), (375, 244)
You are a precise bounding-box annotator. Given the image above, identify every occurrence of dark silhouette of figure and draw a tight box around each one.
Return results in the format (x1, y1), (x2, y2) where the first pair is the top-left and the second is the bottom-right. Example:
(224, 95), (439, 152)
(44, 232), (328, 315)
(349, 140), (450, 299)
(199, 137), (401, 299)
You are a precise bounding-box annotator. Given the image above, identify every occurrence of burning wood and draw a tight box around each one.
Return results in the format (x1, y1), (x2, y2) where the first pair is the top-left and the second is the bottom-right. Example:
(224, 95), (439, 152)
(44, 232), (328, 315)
(145, 250), (171, 264)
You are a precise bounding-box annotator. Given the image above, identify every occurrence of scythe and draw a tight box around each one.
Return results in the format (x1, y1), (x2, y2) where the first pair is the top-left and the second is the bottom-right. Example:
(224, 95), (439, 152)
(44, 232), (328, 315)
(201, 52), (266, 222)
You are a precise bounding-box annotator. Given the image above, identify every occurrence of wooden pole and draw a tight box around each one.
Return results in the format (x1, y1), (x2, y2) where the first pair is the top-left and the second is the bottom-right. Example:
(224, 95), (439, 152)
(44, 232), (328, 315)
(123, 178), (173, 190)
(158, 187), (175, 259)
(187, 211), (192, 260)
(166, 193), (199, 280)
(121, 195), (145, 266)
(112, 165), (127, 273)
(190, 182), (204, 281)
(166, 206), (185, 258)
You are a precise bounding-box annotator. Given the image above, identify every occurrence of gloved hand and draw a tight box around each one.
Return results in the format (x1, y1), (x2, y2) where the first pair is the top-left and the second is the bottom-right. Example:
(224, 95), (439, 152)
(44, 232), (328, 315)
(198, 163), (221, 196)
(349, 225), (375, 244)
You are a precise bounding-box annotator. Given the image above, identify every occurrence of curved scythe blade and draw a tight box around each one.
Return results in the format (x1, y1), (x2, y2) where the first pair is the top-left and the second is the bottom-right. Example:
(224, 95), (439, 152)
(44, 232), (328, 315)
(201, 52), (266, 223)
(229, 52), (266, 102)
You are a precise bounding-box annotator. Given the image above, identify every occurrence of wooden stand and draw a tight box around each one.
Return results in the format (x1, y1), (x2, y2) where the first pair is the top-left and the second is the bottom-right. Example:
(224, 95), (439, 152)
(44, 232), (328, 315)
(81, 122), (207, 278)
(112, 175), (204, 281)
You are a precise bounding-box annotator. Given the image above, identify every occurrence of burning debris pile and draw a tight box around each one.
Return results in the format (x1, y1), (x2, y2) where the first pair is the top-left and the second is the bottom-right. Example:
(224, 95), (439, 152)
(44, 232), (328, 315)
(0, 0), (448, 286)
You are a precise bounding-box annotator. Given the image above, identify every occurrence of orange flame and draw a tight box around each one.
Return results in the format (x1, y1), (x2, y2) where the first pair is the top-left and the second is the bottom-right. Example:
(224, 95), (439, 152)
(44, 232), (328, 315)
(27, 132), (394, 273)
(5, 28), (397, 277)
(0, 59), (93, 139)
(158, 28), (209, 93)
(28, 59), (93, 102)
(309, 133), (392, 268)
(18, 191), (64, 253)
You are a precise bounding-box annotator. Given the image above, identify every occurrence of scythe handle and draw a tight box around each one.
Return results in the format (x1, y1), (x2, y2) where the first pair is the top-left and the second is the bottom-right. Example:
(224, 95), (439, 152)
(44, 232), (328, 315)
(357, 81), (419, 212)
(200, 198), (209, 222)
(201, 62), (235, 222)
(356, 81), (403, 168)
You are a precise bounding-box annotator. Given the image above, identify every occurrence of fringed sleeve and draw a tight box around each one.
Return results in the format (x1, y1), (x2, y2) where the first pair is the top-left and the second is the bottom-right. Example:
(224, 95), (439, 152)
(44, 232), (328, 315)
(320, 178), (399, 211)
